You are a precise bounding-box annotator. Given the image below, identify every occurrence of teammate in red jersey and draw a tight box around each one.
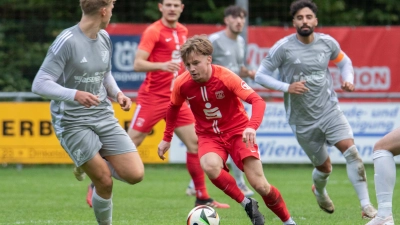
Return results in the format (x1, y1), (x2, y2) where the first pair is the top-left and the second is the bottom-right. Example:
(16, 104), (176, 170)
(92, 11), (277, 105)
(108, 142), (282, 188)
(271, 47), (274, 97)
(127, 0), (228, 208)
(158, 35), (297, 225)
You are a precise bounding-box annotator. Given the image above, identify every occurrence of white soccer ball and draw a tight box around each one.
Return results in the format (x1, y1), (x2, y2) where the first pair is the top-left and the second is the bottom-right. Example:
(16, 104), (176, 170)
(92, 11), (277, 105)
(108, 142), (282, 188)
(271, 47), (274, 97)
(186, 205), (220, 225)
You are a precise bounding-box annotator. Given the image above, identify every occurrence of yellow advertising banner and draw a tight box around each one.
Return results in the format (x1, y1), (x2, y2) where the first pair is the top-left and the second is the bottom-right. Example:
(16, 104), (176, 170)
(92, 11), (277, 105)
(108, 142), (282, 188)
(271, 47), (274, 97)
(0, 102), (167, 164)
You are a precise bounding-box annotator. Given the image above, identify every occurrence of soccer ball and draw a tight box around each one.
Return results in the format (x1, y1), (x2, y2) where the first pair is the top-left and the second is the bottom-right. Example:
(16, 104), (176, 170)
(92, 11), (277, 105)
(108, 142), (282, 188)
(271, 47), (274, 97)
(186, 205), (220, 225)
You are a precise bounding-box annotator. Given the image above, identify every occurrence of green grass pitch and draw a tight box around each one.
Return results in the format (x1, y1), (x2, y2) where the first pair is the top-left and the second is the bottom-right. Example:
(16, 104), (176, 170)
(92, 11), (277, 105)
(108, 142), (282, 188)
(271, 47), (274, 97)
(0, 164), (398, 225)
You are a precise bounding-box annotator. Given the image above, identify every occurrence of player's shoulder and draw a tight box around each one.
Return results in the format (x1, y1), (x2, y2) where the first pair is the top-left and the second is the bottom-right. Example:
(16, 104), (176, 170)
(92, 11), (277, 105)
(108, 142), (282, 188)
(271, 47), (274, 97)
(317, 32), (340, 47)
(213, 65), (237, 79)
(208, 30), (224, 43)
(268, 34), (295, 57)
(175, 71), (192, 86)
(176, 22), (188, 33)
(98, 29), (111, 40)
(144, 20), (163, 33)
(49, 25), (77, 55)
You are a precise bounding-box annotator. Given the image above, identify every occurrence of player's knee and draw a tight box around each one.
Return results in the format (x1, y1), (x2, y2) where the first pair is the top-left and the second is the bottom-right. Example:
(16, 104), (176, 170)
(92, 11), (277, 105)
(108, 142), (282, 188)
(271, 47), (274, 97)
(125, 172), (144, 185)
(251, 179), (270, 196)
(343, 145), (362, 163)
(94, 176), (113, 193)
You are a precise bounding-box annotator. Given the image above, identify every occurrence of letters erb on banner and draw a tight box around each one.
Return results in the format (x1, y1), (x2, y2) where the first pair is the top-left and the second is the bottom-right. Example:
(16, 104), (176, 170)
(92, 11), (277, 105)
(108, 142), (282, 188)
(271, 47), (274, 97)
(107, 24), (400, 95)
(0, 102), (167, 164)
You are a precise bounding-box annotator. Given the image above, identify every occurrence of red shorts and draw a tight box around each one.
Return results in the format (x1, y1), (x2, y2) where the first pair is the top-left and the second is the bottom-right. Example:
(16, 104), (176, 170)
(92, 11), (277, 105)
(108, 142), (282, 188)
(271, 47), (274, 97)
(130, 100), (195, 133)
(197, 133), (261, 171)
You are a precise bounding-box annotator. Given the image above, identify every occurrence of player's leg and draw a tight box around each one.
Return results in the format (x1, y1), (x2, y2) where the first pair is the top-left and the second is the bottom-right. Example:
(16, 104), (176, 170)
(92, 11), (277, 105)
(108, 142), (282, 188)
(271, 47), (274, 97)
(56, 121), (115, 224)
(365, 127), (400, 225)
(326, 110), (376, 218)
(174, 104), (229, 208)
(229, 135), (295, 225)
(293, 124), (335, 214)
(80, 154), (114, 225)
(229, 156), (254, 197)
(174, 124), (229, 208)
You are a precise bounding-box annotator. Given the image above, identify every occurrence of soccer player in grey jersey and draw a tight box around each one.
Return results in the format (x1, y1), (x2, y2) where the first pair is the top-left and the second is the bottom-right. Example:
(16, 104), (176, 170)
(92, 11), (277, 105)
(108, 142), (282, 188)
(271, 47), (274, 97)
(254, 0), (377, 220)
(186, 5), (256, 198)
(32, 1), (144, 224)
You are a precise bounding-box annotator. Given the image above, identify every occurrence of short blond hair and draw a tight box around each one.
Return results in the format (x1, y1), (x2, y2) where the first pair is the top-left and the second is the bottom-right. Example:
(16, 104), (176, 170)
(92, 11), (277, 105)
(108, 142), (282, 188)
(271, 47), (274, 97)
(180, 35), (213, 64)
(80, 0), (113, 15)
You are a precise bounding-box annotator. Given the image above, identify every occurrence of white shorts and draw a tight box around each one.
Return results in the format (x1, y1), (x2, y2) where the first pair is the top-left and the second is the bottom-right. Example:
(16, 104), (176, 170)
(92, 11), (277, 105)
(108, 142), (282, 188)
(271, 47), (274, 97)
(290, 108), (354, 166)
(53, 113), (136, 167)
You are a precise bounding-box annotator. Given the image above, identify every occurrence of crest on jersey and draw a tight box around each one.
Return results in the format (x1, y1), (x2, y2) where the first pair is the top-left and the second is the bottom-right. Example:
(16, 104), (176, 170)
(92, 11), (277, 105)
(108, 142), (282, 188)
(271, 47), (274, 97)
(215, 90), (225, 99)
(241, 81), (251, 90)
(101, 50), (109, 63)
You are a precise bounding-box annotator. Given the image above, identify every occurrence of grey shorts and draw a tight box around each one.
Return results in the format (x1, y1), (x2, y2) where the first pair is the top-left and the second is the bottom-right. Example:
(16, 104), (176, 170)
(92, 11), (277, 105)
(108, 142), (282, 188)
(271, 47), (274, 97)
(53, 114), (137, 167)
(290, 109), (354, 166)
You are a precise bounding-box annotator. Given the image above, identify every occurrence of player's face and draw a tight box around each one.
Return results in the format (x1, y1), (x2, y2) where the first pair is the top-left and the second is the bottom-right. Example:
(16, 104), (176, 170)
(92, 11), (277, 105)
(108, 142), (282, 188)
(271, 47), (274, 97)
(100, 0), (115, 29)
(225, 13), (246, 35)
(159, 0), (184, 23)
(293, 7), (318, 37)
(185, 53), (212, 83)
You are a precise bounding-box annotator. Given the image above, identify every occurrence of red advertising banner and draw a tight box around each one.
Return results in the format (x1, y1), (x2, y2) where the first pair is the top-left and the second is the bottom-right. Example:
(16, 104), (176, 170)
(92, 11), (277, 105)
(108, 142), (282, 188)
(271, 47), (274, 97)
(107, 24), (400, 97)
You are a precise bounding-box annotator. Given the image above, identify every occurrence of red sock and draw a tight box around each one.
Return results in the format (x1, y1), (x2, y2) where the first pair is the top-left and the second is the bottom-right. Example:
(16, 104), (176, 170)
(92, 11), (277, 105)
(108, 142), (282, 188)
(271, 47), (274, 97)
(210, 169), (244, 203)
(186, 152), (210, 200)
(262, 185), (290, 222)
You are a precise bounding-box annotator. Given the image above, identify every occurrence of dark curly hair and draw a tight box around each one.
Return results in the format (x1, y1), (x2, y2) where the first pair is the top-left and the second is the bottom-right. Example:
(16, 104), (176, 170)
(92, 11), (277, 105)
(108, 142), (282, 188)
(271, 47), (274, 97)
(290, 0), (318, 17)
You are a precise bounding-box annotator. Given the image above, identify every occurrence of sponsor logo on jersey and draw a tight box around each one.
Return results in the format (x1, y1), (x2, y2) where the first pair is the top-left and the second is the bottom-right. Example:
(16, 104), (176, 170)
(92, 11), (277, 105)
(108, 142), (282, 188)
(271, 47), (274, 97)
(80, 57), (87, 63)
(293, 58), (301, 64)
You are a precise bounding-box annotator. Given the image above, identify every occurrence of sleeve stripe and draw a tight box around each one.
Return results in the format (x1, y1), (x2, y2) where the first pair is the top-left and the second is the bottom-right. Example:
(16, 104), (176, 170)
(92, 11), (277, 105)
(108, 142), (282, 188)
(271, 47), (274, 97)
(331, 51), (344, 63)
(100, 29), (110, 39)
(269, 38), (288, 57)
(51, 31), (73, 55)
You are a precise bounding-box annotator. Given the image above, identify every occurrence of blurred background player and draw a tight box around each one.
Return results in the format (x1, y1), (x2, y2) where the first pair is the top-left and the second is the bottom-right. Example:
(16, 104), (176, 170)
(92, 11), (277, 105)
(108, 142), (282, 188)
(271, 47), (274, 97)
(254, 0), (377, 219)
(128, 0), (228, 209)
(158, 35), (297, 225)
(32, 0), (144, 224)
(365, 127), (400, 225)
(186, 5), (255, 198)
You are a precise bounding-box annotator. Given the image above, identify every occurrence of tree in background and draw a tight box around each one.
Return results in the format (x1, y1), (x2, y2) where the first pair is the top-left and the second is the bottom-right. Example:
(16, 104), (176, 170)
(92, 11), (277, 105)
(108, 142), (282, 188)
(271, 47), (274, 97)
(0, 0), (399, 92)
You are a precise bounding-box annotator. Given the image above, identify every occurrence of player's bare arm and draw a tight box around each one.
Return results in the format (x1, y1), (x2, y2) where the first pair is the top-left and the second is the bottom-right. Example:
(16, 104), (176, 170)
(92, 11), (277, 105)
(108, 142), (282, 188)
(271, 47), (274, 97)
(74, 90), (100, 108)
(133, 49), (180, 72)
(157, 140), (171, 160)
(116, 92), (132, 111)
(288, 80), (309, 94)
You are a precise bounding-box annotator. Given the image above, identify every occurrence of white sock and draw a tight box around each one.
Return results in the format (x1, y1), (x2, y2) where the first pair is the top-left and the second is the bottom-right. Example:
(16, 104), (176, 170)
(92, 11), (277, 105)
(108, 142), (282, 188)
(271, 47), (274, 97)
(105, 160), (126, 183)
(283, 217), (296, 225)
(312, 168), (330, 195)
(240, 197), (251, 208)
(230, 160), (245, 185)
(343, 145), (371, 207)
(188, 179), (194, 189)
(373, 150), (395, 218)
(92, 187), (113, 225)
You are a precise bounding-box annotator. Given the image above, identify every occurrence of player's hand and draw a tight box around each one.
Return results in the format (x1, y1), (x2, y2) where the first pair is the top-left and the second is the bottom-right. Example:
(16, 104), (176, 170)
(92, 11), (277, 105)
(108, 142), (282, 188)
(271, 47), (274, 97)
(161, 61), (180, 73)
(242, 127), (256, 148)
(74, 91), (100, 108)
(116, 92), (132, 111)
(247, 70), (256, 79)
(288, 80), (309, 94)
(158, 140), (171, 160)
(341, 81), (355, 92)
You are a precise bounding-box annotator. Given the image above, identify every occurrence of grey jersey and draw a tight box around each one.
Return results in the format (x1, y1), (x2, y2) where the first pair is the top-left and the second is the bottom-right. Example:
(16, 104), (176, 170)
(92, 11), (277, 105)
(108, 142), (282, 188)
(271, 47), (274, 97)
(209, 30), (245, 75)
(40, 24), (113, 121)
(261, 33), (341, 125)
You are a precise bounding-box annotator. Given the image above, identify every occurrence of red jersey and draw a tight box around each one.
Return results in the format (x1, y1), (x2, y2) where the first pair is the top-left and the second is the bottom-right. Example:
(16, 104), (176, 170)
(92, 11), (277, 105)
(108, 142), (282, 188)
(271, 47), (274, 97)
(166, 65), (265, 138)
(137, 20), (188, 100)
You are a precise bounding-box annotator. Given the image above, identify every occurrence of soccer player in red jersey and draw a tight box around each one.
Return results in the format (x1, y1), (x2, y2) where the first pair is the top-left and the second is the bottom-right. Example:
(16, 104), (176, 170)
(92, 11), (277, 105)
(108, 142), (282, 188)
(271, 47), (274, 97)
(127, 0), (228, 208)
(158, 35), (297, 225)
